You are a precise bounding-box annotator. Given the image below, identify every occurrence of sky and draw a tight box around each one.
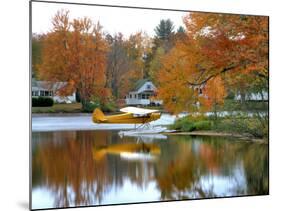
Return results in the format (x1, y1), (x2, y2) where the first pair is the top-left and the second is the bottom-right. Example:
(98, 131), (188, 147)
(32, 1), (188, 38)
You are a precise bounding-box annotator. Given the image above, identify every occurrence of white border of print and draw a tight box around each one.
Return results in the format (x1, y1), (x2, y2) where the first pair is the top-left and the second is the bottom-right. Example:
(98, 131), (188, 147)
(0, 0), (279, 211)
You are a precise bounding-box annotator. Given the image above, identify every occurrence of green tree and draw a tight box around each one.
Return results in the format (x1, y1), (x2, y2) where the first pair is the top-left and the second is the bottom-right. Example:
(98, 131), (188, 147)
(147, 19), (176, 83)
(154, 19), (175, 40)
(148, 46), (165, 82)
(32, 34), (43, 78)
(177, 26), (185, 33)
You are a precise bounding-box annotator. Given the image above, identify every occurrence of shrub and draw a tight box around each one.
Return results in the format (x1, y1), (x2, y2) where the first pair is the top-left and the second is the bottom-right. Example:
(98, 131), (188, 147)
(193, 120), (212, 131)
(188, 114), (208, 121)
(82, 99), (117, 113)
(170, 116), (212, 132)
(32, 98), (37, 107)
(82, 101), (100, 113)
(215, 116), (268, 139)
(101, 102), (117, 112)
(32, 97), (54, 107)
(180, 120), (196, 132)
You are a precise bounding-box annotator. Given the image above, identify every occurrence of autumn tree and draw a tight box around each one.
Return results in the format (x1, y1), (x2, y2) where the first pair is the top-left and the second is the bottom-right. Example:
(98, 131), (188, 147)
(105, 33), (129, 98)
(156, 12), (268, 114)
(182, 13), (268, 90)
(148, 25), (187, 82)
(38, 10), (109, 110)
(200, 76), (227, 121)
(105, 32), (151, 99)
(157, 46), (196, 114)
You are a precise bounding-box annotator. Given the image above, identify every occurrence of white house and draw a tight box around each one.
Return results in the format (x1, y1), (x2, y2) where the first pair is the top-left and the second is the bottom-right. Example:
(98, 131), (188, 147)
(125, 79), (163, 106)
(32, 79), (76, 103)
(192, 83), (268, 102)
(234, 91), (268, 101)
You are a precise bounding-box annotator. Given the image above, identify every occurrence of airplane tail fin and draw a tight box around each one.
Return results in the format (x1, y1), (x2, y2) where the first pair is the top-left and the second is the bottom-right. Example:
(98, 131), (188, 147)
(92, 108), (106, 123)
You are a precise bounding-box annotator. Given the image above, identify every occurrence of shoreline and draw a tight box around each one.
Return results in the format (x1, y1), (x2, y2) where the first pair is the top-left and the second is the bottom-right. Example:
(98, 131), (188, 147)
(31, 111), (175, 117)
(31, 114), (267, 142)
(162, 130), (267, 143)
(32, 113), (91, 117)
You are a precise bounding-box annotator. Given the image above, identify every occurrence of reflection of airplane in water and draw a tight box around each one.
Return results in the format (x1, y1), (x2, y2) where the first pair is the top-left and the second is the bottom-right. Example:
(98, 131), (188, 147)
(92, 107), (167, 134)
(93, 143), (161, 161)
(120, 133), (168, 143)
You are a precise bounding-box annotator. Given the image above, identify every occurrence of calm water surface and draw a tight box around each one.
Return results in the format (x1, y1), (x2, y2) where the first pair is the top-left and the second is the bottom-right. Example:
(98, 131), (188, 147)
(32, 130), (268, 209)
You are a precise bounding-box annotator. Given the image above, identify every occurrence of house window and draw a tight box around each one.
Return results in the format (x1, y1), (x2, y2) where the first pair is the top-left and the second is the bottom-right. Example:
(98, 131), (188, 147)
(199, 88), (203, 95)
(147, 84), (151, 90)
(141, 94), (150, 99)
(45, 91), (49, 96)
(134, 94), (137, 98)
(40, 90), (44, 96)
(129, 94), (132, 98)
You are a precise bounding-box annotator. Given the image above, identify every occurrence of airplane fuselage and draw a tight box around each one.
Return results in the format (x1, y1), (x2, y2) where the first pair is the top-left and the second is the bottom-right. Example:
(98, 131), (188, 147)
(93, 108), (161, 124)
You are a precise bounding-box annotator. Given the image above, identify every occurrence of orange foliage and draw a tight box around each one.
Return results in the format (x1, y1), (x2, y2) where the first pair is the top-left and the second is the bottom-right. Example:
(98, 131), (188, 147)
(156, 47), (196, 114)
(156, 12), (268, 114)
(200, 76), (226, 111)
(39, 10), (109, 103)
(183, 13), (268, 82)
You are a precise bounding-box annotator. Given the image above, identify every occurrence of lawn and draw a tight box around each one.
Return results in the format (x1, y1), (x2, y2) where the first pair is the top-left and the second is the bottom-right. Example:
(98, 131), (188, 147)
(32, 103), (82, 113)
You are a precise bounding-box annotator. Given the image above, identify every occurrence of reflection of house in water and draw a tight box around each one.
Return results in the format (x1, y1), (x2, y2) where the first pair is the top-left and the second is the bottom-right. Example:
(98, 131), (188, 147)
(31, 79), (76, 103)
(125, 79), (162, 106)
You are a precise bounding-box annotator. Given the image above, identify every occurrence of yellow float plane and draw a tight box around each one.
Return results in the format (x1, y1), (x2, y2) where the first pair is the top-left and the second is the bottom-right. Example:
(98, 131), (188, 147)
(92, 106), (161, 124)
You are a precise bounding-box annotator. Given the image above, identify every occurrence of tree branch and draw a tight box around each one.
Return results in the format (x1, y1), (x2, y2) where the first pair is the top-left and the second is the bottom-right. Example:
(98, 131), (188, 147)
(186, 65), (237, 86)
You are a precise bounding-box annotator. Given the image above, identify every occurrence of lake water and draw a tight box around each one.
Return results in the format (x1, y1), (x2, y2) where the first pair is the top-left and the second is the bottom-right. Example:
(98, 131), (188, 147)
(32, 130), (268, 210)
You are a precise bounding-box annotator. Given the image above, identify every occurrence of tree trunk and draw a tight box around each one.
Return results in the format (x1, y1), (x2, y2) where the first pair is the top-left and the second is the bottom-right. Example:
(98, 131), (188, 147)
(214, 102), (218, 127)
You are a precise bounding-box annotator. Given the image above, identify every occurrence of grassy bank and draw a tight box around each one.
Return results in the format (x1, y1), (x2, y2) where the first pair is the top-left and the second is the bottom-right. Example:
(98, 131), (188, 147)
(32, 103), (82, 113)
(169, 114), (268, 140)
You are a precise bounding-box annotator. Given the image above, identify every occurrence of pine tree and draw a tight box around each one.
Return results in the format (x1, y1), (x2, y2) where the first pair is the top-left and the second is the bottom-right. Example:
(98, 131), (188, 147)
(154, 19), (175, 40)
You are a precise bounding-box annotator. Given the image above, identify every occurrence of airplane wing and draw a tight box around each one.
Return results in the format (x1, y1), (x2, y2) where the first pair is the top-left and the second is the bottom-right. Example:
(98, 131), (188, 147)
(120, 107), (159, 115)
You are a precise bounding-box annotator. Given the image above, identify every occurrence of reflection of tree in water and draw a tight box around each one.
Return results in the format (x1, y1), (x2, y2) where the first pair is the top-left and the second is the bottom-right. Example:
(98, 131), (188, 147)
(32, 131), (156, 207)
(33, 131), (111, 207)
(32, 131), (268, 207)
(156, 154), (197, 199)
(155, 136), (224, 199)
(241, 143), (268, 195)
(154, 136), (268, 199)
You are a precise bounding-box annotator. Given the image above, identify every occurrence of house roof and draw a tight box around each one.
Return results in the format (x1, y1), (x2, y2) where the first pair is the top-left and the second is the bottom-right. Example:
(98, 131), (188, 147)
(133, 79), (151, 91)
(32, 79), (67, 90)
